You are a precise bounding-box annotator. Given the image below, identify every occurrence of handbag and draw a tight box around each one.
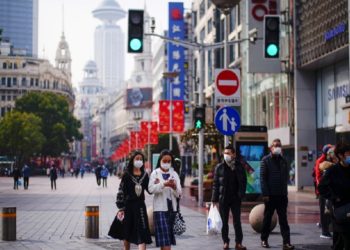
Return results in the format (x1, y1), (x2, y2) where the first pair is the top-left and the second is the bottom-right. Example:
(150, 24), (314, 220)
(173, 198), (186, 236)
(108, 215), (124, 239)
(333, 202), (350, 223)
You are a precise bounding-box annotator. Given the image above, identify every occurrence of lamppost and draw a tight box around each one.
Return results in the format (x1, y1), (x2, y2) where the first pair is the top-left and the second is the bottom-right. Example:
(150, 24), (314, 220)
(163, 71), (179, 152)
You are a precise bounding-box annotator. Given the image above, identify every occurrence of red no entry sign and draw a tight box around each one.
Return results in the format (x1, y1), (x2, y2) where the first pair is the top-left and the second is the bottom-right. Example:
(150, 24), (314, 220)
(216, 69), (240, 96)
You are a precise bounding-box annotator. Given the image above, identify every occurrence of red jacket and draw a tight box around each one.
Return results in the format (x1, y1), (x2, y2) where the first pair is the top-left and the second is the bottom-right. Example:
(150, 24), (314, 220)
(314, 154), (326, 194)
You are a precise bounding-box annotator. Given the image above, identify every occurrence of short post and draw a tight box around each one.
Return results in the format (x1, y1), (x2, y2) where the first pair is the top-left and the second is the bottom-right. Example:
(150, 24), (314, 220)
(1, 207), (16, 241)
(85, 206), (99, 238)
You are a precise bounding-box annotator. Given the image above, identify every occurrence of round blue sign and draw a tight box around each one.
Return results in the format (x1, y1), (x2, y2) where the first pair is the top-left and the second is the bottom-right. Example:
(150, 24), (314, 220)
(214, 106), (241, 136)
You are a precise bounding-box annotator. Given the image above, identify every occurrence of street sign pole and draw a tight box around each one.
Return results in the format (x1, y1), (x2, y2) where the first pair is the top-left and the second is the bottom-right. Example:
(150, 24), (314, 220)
(198, 47), (204, 207)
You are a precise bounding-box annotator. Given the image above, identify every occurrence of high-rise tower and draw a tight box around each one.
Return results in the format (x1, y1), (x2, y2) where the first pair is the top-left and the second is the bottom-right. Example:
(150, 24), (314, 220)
(92, 0), (126, 92)
(0, 0), (38, 57)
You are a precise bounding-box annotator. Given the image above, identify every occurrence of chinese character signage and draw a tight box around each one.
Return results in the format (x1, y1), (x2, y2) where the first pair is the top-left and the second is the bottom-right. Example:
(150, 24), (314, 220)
(167, 2), (185, 101)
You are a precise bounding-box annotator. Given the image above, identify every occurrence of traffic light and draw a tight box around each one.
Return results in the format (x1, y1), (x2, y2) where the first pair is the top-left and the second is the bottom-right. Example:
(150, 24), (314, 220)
(128, 10), (144, 53)
(264, 15), (280, 59)
(193, 107), (205, 130)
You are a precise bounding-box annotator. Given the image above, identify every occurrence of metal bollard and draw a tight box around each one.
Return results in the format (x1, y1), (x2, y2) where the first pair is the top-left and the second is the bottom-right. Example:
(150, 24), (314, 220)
(85, 205), (99, 238)
(1, 207), (16, 241)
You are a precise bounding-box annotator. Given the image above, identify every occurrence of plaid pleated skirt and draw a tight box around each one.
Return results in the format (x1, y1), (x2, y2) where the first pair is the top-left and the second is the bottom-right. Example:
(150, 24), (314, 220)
(154, 211), (176, 247)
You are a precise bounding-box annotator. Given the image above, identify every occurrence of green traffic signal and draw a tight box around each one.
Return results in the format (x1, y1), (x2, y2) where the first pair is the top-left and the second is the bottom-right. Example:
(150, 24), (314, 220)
(129, 38), (142, 51)
(195, 120), (202, 129)
(266, 44), (278, 57)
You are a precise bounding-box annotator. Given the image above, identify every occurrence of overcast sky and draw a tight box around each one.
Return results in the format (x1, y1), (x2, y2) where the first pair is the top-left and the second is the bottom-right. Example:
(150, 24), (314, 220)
(38, 0), (192, 87)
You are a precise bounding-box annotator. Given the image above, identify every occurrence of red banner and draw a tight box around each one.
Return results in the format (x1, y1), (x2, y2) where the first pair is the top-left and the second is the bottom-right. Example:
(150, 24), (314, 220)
(140, 121), (159, 145)
(159, 100), (170, 133)
(172, 100), (184, 132)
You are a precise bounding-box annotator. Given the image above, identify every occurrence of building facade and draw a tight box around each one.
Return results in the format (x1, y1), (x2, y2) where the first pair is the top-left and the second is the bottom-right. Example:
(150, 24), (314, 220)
(0, 0), (38, 57)
(294, 0), (349, 188)
(0, 43), (74, 118)
(92, 0), (126, 92)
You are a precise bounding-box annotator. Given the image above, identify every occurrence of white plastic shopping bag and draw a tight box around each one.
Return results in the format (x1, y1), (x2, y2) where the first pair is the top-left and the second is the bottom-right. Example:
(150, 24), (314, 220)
(206, 204), (222, 235)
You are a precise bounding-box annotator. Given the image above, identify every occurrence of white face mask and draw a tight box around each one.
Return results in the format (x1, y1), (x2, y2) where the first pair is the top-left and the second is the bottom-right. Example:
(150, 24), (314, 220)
(161, 162), (171, 170)
(133, 160), (143, 169)
(273, 147), (282, 155)
(224, 154), (232, 163)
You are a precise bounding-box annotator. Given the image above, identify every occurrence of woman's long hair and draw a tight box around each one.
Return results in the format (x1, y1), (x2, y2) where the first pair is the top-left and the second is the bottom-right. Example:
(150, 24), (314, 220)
(125, 151), (145, 175)
(155, 149), (175, 169)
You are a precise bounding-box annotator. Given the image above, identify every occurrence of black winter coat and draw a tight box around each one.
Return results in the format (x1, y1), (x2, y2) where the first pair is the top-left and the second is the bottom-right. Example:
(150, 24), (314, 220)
(318, 163), (350, 232)
(211, 160), (247, 203)
(260, 153), (289, 196)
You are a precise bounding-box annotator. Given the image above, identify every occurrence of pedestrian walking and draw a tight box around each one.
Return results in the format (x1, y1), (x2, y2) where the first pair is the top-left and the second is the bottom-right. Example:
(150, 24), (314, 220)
(12, 166), (21, 190)
(50, 165), (58, 190)
(318, 146), (337, 239)
(22, 163), (31, 190)
(314, 144), (333, 228)
(95, 165), (102, 186)
(101, 165), (109, 188)
(260, 138), (294, 250)
(319, 142), (350, 250)
(148, 150), (182, 250)
(80, 166), (85, 178)
(211, 144), (247, 250)
(115, 151), (152, 249)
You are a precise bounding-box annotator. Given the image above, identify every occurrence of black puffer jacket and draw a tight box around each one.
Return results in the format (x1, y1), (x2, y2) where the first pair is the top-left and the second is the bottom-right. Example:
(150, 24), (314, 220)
(260, 153), (289, 196)
(211, 160), (247, 203)
(318, 163), (350, 232)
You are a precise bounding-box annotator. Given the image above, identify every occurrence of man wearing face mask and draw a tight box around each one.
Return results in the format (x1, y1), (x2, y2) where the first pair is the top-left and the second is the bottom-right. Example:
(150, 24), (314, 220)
(260, 139), (294, 250)
(211, 144), (247, 250)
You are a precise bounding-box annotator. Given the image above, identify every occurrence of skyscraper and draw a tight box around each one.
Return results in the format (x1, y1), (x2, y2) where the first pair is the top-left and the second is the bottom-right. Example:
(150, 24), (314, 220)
(92, 0), (126, 92)
(0, 0), (38, 57)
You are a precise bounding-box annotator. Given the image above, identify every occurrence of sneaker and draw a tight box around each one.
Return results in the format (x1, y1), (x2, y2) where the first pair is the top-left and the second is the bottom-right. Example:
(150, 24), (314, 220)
(283, 243), (295, 250)
(320, 233), (332, 239)
(261, 240), (270, 248)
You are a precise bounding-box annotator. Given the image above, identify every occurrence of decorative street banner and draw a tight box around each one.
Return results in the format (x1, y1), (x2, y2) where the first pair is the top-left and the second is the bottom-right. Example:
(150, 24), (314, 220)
(140, 121), (159, 145)
(159, 100), (170, 133)
(172, 100), (184, 132)
(167, 2), (185, 101)
(159, 100), (184, 133)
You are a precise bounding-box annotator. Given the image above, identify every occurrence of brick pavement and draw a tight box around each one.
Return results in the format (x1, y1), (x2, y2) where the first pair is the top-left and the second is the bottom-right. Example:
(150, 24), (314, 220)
(0, 175), (332, 249)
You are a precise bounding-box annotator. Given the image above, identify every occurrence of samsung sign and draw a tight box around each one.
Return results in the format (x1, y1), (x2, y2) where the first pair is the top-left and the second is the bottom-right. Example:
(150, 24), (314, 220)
(328, 84), (350, 101)
(324, 22), (346, 41)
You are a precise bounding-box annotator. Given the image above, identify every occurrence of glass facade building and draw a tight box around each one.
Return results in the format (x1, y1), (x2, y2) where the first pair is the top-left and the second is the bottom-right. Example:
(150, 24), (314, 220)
(0, 0), (38, 57)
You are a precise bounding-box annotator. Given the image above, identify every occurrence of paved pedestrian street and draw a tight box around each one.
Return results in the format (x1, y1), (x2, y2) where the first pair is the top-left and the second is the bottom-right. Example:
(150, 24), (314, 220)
(0, 175), (332, 249)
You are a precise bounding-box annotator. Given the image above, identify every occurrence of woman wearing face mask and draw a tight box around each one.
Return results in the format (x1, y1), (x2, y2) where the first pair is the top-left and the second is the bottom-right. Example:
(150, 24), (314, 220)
(319, 143), (350, 250)
(149, 150), (182, 250)
(115, 151), (152, 250)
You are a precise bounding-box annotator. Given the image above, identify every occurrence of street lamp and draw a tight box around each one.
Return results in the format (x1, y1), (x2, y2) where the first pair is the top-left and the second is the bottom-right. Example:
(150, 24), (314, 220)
(163, 71), (180, 152)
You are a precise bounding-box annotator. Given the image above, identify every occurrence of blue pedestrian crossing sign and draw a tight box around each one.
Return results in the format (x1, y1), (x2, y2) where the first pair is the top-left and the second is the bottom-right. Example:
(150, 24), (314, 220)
(214, 106), (241, 136)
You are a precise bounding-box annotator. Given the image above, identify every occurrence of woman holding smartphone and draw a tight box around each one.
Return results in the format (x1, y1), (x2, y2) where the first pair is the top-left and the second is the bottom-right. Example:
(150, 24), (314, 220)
(115, 151), (152, 250)
(149, 150), (182, 250)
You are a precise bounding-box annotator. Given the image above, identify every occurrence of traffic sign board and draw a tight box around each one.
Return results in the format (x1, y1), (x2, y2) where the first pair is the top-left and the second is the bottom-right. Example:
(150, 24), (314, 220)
(214, 106), (241, 136)
(215, 69), (241, 106)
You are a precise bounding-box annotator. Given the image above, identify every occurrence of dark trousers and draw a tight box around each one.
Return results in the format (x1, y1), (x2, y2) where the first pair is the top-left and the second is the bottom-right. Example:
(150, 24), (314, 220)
(51, 179), (56, 190)
(319, 196), (331, 234)
(102, 177), (107, 187)
(261, 195), (291, 244)
(13, 178), (19, 189)
(23, 177), (29, 189)
(334, 231), (350, 250)
(219, 200), (243, 244)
